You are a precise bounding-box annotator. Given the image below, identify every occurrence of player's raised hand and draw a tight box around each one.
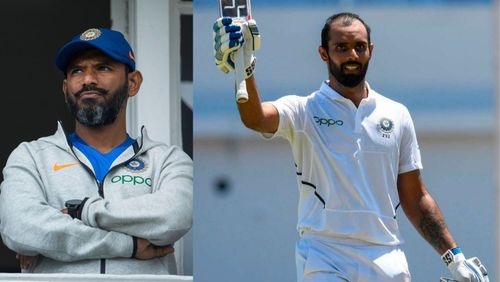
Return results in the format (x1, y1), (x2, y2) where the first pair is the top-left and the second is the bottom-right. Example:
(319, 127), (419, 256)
(240, 18), (260, 78)
(442, 248), (489, 282)
(213, 17), (243, 74)
(213, 17), (260, 78)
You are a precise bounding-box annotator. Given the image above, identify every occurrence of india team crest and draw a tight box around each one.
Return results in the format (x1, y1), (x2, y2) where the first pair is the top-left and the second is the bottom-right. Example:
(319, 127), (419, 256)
(377, 118), (394, 134)
(80, 28), (101, 41)
(124, 158), (148, 173)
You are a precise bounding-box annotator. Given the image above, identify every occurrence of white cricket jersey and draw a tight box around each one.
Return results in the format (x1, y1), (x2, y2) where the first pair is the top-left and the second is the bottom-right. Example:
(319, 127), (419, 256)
(265, 81), (422, 246)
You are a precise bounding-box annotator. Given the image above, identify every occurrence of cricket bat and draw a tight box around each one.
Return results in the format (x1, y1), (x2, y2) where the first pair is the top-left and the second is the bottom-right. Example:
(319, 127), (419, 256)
(218, 0), (252, 103)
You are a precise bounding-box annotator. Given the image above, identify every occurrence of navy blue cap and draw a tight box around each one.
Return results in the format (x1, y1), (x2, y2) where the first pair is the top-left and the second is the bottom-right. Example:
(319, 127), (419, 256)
(56, 28), (136, 73)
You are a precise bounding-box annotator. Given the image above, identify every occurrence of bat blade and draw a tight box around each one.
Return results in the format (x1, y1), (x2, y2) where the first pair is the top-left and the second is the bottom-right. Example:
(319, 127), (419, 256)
(219, 0), (251, 20)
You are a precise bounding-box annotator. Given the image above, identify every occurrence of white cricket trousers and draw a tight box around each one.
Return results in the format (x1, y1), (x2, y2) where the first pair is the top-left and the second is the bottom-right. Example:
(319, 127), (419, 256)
(296, 234), (411, 282)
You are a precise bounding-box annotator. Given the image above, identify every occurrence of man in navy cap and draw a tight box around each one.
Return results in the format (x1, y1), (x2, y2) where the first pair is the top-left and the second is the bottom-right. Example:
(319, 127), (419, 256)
(0, 28), (193, 274)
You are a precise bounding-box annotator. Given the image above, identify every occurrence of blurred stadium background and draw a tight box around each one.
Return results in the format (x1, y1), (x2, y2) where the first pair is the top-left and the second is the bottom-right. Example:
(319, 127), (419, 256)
(194, 0), (498, 281)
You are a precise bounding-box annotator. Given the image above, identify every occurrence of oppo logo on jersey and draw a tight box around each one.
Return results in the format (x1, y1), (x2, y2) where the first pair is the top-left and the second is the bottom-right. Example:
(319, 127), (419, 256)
(111, 175), (152, 187)
(313, 116), (344, 127)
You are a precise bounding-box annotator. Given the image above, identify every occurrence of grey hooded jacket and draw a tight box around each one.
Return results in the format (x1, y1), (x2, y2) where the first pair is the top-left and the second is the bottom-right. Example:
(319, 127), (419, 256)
(0, 123), (193, 274)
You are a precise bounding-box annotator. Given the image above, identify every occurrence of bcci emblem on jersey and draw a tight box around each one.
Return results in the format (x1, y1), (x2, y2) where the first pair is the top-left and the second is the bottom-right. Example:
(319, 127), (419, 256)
(377, 118), (394, 136)
(124, 158), (148, 173)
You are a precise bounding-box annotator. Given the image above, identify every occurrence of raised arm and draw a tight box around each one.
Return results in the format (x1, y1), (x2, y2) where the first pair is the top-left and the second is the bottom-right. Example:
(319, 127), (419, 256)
(0, 144), (134, 262)
(237, 76), (279, 133)
(80, 146), (193, 247)
(213, 17), (278, 133)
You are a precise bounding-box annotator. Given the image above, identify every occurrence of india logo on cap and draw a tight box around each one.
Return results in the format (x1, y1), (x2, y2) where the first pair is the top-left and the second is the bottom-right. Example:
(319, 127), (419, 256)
(80, 28), (101, 41)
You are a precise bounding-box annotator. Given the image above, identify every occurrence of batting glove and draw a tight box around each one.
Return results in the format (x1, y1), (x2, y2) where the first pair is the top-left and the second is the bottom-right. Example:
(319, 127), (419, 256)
(442, 247), (489, 282)
(213, 17), (260, 78)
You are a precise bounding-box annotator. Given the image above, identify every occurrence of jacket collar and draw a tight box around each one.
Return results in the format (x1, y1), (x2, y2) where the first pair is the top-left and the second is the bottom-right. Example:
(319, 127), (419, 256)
(50, 121), (159, 155)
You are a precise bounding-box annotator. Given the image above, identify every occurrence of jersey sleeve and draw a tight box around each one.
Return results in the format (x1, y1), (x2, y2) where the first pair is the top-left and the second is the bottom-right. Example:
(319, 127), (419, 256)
(398, 106), (423, 174)
(261, 95), (305, 142)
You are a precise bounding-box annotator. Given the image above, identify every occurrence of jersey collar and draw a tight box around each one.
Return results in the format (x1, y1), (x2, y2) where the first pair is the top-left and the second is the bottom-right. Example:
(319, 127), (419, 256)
(320, 81), (376, 105)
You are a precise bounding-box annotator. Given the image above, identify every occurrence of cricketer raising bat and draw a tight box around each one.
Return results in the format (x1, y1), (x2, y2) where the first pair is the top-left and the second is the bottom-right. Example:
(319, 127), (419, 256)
(218, 0), (252, 103)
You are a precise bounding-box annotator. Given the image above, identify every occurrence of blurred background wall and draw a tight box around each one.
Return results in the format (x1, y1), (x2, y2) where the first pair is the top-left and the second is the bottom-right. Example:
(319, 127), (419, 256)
(194, 0), (497, 281)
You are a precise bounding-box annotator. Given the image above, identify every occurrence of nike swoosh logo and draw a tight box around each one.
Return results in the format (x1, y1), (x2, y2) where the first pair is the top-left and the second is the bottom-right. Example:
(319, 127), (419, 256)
(53, 162), (81, 172)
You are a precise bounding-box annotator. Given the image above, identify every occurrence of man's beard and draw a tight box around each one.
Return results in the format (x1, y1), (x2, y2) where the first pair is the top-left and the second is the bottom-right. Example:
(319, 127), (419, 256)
(328, 59), (369, 88)
(65, 82), (128, 127)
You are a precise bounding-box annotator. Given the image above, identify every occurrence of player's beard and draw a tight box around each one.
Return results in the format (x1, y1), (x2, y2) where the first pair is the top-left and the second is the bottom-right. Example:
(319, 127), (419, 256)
(65, 81), (129, 127)
(328, 59), (369, 88)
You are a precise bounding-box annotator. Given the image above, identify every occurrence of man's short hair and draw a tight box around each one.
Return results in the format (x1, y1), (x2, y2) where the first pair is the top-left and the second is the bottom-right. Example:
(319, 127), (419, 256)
(321, 12), (371, 50)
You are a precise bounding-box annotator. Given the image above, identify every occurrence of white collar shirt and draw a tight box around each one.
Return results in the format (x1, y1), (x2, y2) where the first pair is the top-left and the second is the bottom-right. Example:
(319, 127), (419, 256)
(264, 81), (422, 245)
